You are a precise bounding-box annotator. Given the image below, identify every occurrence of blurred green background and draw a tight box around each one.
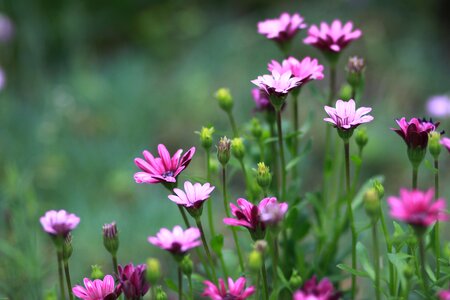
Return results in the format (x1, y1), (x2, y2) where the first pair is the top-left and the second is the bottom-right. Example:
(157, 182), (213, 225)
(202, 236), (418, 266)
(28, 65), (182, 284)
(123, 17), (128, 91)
(1, 0), (449, 298)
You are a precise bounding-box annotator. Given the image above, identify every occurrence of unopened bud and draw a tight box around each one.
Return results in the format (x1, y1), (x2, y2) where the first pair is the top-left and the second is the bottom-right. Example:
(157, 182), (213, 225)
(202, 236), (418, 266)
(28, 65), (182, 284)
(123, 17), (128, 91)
(256, 162), (272, 189)
(254, 240), (268, 254)
(62, 233), (73, 261)
(443, 242), (450, 260)
(355, 127), (368, 149)
(339, 84), (352, 101)
(364, 188), (380, 221)
(231, 138), (245, 160)
(404, 264), (414, 279)
(146, 258), (161, 284)
(180, 255), (193, 277)
(429, 131), (442, 159)
(103, 222), (119, 256)
(155, 286), (168, 300)
(248, 250), (263, 272)
(216, 88), (233, 112)
(373, 180), (385, 199)
(289, 270), (302, 289)
(217, 137), (231, 166)
(198, 126), (215, 149)
(346, 56), (365, 88)
(251, 118), (263, 139)
(91, 265), (104, 280)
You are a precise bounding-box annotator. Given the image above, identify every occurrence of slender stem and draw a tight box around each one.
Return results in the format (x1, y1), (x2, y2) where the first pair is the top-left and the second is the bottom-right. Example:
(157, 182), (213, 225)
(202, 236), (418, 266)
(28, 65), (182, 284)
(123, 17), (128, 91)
(255, 272), (261, 300)
(178, 266), (183, 300)
(272, 234), (279, 290)
(188, 275), (193, 300)
(276, 109), (286, 201)
(112, 255), (118, 275)
(57, 251), (66, 300)
(402, 278), (410, 300)
(219, 254), (229, 279)
(195, 218), (218, 283)
(351, 87), (356, 101)
(292, 92), (299, 178)
(412, 165), (418, 189)
(178, 206), (191, 228)
(238, 159), (250, 195)
(261, 258), (269, 300)
(379, 206), (396, 297)
(206, 150), (216, 237)
(258, 140), (265, 162)
(227, 111), (239, 138)
(344, 141), (351, 193)
(434, 158), (441, 281)
(63, 261), (74, 300)
(269, 122), (279, 195)
(372, 222), (381, 300)
(418, 234), (430, 298)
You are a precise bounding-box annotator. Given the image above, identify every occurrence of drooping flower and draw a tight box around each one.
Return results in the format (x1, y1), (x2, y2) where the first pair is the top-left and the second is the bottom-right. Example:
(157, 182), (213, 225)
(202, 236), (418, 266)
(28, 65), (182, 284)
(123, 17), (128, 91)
(134, 144), (195, 185)
(72, 275), (120, 300)
(168, 181), (215, 218)
(117, 263), (150, 299)
(438, 290), (450, 300)
(441, 137), (450, 153)
(268, 57), (324, 84)
(260, 200), (289, 226)
(258, 12), (307, 42)
(293, 276), (340, 300)
(391, 117), (438, 150)
(323, 99), (373, 132)
(304, 19), (362, 53)
(387, 188), (447, 228)
(148, 226), (201, 255)
(40, 210), (80, 237)
(203, 277), (255, 300)
(426, 95), (450, 118)
(251, 70), (302, 102)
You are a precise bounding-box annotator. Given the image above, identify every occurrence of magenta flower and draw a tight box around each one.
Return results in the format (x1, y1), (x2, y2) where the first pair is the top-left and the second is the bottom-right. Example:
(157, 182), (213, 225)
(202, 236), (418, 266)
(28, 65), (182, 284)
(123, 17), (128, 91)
(439, 290), (450, 300)
(134, 144), (195, 185)
(117, 263), (149, 299)
(293, 276), (340, 300)
(324, 99), (373, 132)
(251, 88), (273, 112)
(40, 210), (80, 237)
(148, 226), (201, 255)
(251, 70), (302, 100)
(391, 117), (438, 149)
(388, 188), (447, 228)
(258, 12), (307, 42)
(441, 137), (450, 153)
(426, 95), (450, 118)
(203, 277), (255, 300)
(260, 199), (289, 226)
(304, 19), (362, 53)
(268, 57), (325, 84)
(72, 275), (120, 300)
(168, 181), (215, 218)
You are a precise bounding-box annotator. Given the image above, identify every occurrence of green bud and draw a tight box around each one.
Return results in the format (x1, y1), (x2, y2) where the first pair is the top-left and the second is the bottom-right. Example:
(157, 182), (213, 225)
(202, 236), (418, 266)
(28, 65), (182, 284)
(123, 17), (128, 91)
(231, 138), (245, 160)
(337, 128), (354, 142)
(91, 265), (104, 280)
(180, 255), (193, 277)
(373, 180), (385, 199)
(199, 126), (215, 149)
(289, 270), (302, 289)
(44, 290), (57, 300)
(251, 118), (262, 139)
(364, 188), (380, 221)
(429, 131), (442, 159)
(216, 88), (233, 112)
(339, 84), (353, 101)
(256, 162), (272, 189)
(355, 127), (368, 149)
(62, 233), (73, 262)
(217, 137), (231, 166)
(103, 222), (119, 256)
(404, 264), (414, 279)
(248, 250), (263, 272)
(346, 56), (365, 89)
(146, 258), (161, 284)
(155, 286), (168, 300)
(443, 242), (450, 260)
(407, 147), (426, 169)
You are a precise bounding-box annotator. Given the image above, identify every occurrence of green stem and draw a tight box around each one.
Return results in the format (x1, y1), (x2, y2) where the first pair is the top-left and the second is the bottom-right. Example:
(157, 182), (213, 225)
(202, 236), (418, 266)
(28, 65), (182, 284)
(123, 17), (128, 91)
(272, 234), (279, 290)
(292, 92), (299, 178)
(434, 158), (441, 281)
(219, 254), (229, 279)
(188, 275), (193, 300)
(412, 165), (418, 189)
(238, 159), (250, 196)
(261, 258), (269, 300)
(57, 251), (66, 300)
(379, 206), (396, 297)
(258, 140), (265, 162)
(418, 234), (430, 298)
(227, 111), (239, 138)
(205, 150), (216, 237)
(372, 222), (381, 300)
(323, 65), (336, 203)
(178, 206), (191, 228)
(269, 122), (279, 195)
(276, 109), (286, 201)
(112, 254), (118, 275)
(63, 261), (74, 300)
(195, 218), (218, 283)
(178, 266), (183, 300)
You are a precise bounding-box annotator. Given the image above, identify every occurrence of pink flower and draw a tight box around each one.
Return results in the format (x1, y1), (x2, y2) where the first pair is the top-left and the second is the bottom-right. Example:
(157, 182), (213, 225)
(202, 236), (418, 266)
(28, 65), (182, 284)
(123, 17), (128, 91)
(203, 277), (255, 300)
(293, 276), (340, 300)
(40, 210), (80, 237)
(260, 200), (289, 226)
(304, 19), (362, 53)
(258, 12), (307, 42)
(72, 275), (120, 300)
(117, 263), (149, 299)
(388, 188), (447, 227)
(251, 70), (302, 99)
(439, 290), (450, 300)
(168, 181), (215, 208)
(268, 57), (324, 84)
(251, 88), (273, 112)
(148, 226), (201, 255)
(134, 144), (195, 184)
(324, 99), (373, 131)
(391, 117), (438, 149)
(426, 95), (450, 118)
(441, 137), (450, 153)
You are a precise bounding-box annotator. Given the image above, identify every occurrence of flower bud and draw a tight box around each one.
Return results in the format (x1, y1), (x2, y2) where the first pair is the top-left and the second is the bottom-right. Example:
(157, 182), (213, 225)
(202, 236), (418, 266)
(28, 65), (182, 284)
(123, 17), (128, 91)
(217, 137), (231, 166)
(62, 233), (73, 261)
(355, 127), (368, 149)
(429, 131), (442, 159)
(346, 56), (365, 89)
(251, 118), (262, 139)
(373, 180), (385, 199)
(254, 240), (268, 254)
(407, 147), (426, 169)
(215, 88), (233, 112)
(289, 270), (302, 289)
(180, 255), (193, 277)
(155, 286), (168, 300)
(248, 250), (263, 272)
(146, 258), (161, 284)
(364, 188), (380, 221)
(91, 265), (104, 280)
(199, 126), (215, 150)
(103, 222), (119, 256)
(231, 138), (245, 160)
(339, 84), (352, 101)
(404, 264), (414, 279)
(256, 162), (272, 189)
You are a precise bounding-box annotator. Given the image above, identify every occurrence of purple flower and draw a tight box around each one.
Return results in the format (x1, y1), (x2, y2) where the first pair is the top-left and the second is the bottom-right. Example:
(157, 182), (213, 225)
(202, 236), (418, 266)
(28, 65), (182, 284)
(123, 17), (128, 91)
(391, 117), (438, 149)
(203, 277), (255, 300)
(40, 210), (80, 237)
(134, 144), (195, 184)
(441, 137), (450, 153)
(258, 12), (307, 42)
(304, 19), (362, 53)
(0, 67), (6, 91)
(251, 70), (302, 99)
(324, 99), (373, 131)
(148, 226), (201, 255)
(72, 275), (120, 300)
(168, 181), (215, 210)
(426, 95), (450, 118)
(0, 13), (13, 43)
(260, 199), (289, 226)
(293, 276), (340, 300)
(268, 57), (324, 84)
(117, 263), (150, 299)
(251, 88), (273, 112)
(439, 290), (450, 300)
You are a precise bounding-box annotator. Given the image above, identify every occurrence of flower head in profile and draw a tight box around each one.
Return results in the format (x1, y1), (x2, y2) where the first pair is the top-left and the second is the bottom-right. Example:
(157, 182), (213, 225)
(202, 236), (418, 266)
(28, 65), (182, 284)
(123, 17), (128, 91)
(148, 226), (201, 256)
(40, 210), (80, 237)
(304, 19), (362, 53)
(260, 199), (289, 226)
(72, 275), (120, 300)
(258, 12), (307, 42)
(134, 144), (195, 185)
(168, 181), (215, 218)
(293, 276), (340, 300)
(251, 70), (302, 100)
(268, 57), (324, 84)
(426, 95), (450, 118)
(117, 263), (150, 299)
(441, 137), (450, 153)
(251, 88), (273, 112)
(388, 188), (447, 228)
(391, 117), (438, 149)
(203, 277), (255, 300)
(439, 290), (450, 300)
(324, 99), (373, 134)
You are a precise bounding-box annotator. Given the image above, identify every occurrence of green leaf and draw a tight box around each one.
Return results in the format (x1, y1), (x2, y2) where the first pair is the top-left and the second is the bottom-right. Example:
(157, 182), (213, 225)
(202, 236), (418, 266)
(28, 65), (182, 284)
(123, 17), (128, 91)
(356, 242), (375, 280)
(424, 159), (438, 174)
(210, 234), (224, 255)
(352, 175), (384, 210)
(337, 263), (370, 277)
(165, 278), (178, 292)
(350, 154), (362, 167)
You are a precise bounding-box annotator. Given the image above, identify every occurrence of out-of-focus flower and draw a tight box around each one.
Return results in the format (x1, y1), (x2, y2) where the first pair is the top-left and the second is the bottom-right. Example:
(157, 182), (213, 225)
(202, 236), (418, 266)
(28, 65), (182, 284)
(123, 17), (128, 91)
(40, 210), (80, 237)
(258, 13), (307, 42)
(251, 70), (302, 101)
(0, 67), (5, 91)
(103, 222), (119, 255)
(134, 144), (195, 184)
(304, 19), (362, 53)
(203, 277), (255, 300)
(346, 56), (365, 88)
(148, 226), (201, 256)
(0, 13), (14, 42)
(293, 276), (340, 300)
(168, 181), (215, 218)
(441, 137), (450, 153)
(251, 88), (276, 112)
(72, 275), (120, 300)
(391, 118), (438, 150)
(260, 198), (288, 226)
(388, 188), (447, 228)
(268, 57), (324, 84)
(426, 95), (450, 118)
(117, 263), (149, 299)
(324, 99), (373, 132)
(438, 290), (450, 300)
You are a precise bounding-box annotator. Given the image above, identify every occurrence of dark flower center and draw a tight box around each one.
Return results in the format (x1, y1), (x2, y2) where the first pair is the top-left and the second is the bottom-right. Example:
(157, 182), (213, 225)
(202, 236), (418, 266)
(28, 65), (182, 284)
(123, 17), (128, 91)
(223, 294), (237, 300)
(162, 171), (174, 178)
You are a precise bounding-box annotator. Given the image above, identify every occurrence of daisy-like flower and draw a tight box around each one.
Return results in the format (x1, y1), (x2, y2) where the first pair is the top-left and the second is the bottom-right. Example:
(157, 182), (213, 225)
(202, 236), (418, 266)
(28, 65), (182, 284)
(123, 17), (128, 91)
(117, 263), (150, 299)
(168, 181), (215, 218)
(258, 12), (307, 42)
(440, 137), (450, 153)
(40, 210), (80, 237)
(439, 290), (450, 300)
(324, 99), (373, 137)
(260, 200), (289, 226)
(148, 226), (201, 256)
(268, 57), (324, 84)
(387, 188), (447, 228)
(134, 144), (195, 185)
(293, 276), (340, 300)
(426, 95), (450, 118)
(304, 19), (362, 53)
(391, 117), (438, 150)
(203, 277), (255, 300)
(72, 275), (120, 300)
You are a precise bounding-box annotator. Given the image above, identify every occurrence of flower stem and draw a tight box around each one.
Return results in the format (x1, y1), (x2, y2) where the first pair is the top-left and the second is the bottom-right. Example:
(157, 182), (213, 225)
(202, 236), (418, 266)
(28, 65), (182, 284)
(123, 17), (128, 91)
(261, 258), (269, 300)
(178, 206), (191, 228)
(112, 254), (118, 275)
(276, 109), (286, 201)
(418, 234), (430, 298)
(205, 150), (216, 237)
(292, 92), (299, 178)
(195, 218), (218, 283)
(434, 158), (441, 281)
(269, 121), (279, 195)
(227, 111), (239, 138)
(272, 234), (279, 290)
(371, 222), (381, 300)
(412, 165), (418, 189)
(178, 266), (183, 300)
(379, 206), (396, 297)
(57, 251), (66, 300)
(188, 275), (193, 300)
(238, 158), (250, 198)
(63, 261), (74, 300)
